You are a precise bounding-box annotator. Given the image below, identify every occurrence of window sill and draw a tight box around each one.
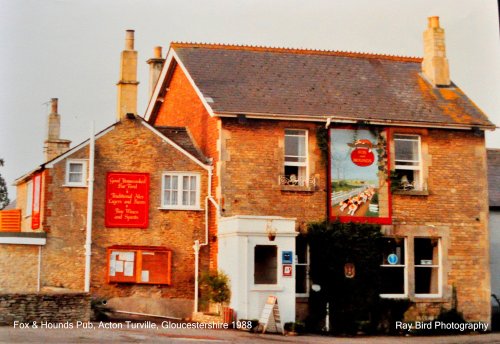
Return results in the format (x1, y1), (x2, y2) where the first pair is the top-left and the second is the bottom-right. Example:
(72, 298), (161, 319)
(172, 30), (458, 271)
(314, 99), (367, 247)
(158, 207), (203, 211)
(412, 295), (445, 302)
(380, 294), (408, 299)
(62, 184), (88, 188)
(380, 294), (446, 303)
(250, 285), (283, 292)
(393, 189), (429, 196)
(280, 185), (316, 192)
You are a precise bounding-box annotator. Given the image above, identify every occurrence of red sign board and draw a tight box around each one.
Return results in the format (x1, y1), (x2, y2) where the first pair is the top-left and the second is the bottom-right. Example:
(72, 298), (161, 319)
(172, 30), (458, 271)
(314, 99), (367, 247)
(351, 148), (375, 167)
(105, 172), (149, 228)
(31, 173), (42, 230)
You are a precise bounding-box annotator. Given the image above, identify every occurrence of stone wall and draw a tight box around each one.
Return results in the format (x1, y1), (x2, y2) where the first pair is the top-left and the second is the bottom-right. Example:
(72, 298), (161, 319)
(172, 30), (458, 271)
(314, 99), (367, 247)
(36, 117), (209, 309)
(0, 292), (90, 325)
(391, 129), (490, 322)
(0, 245), (39, 292)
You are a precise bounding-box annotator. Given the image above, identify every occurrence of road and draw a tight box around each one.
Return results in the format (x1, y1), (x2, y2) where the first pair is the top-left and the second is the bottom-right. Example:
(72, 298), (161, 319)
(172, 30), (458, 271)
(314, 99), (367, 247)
(1, 323), (499, 343)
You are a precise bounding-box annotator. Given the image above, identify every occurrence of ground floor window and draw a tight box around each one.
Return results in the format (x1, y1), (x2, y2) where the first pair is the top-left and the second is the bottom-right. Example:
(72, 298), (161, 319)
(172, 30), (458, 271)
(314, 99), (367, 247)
(380, 238), (407, 297)
(254, 245), (277, 284)
(107, 246), (172, 285)
(414, 237), (440, 296)
(295, 236), (309, 296)
(380, 237), (441, 298)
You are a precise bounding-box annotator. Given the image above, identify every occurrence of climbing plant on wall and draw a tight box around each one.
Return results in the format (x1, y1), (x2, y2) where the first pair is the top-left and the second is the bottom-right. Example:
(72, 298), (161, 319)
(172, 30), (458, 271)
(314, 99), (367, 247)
(306, 220), (385, 334)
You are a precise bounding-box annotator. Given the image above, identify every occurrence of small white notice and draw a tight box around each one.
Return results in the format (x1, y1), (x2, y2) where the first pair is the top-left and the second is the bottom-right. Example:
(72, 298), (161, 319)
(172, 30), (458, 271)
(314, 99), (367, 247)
(119, 252), (135, 262)
(115, 260), (124, 273)
(124, 261), (134, 276)
(141, 270), (150, 282)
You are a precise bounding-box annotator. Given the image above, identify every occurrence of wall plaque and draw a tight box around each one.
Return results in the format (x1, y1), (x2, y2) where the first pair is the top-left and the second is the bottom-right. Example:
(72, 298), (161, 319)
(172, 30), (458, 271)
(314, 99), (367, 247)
(105, 172), (149, 228)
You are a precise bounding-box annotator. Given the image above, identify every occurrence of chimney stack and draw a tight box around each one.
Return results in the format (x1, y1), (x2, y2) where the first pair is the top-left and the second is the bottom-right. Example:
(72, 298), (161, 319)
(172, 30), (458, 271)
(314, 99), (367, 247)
(422, 16), (450, 87)
(44, 98), (71, 161)
(116, 30), (139, 121)
(146, 46), (165, 98)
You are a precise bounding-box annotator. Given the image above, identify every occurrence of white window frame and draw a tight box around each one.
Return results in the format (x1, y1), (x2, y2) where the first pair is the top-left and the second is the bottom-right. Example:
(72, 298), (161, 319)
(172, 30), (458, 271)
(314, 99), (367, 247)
(380, 238), (408, 299)
(64, 159), (88, 187)
(394, 134), (423, 190)
(25, 180), (33, 218)
(414, 237), (442, 298)
(284, 129), (309, 185)
(160, 172), (201, 210)
(295, 244), (310, 297)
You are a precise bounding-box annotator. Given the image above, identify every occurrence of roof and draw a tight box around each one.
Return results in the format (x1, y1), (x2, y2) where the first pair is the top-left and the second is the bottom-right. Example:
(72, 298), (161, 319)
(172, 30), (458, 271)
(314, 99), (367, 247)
(15, 118), (211, 185)
(488, 149), (500, 207)
(155, 126), (209, 164)
(168, 43), (494, 129)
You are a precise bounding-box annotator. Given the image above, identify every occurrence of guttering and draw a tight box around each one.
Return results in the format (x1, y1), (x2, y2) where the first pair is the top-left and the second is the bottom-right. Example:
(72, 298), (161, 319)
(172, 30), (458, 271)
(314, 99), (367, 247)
(214, 111), (495, 131)
(84, 121), (95, 293)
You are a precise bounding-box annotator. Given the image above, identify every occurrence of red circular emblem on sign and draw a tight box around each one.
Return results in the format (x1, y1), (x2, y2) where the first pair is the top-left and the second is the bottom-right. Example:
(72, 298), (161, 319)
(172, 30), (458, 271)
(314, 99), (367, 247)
(351, 148), (375, 167)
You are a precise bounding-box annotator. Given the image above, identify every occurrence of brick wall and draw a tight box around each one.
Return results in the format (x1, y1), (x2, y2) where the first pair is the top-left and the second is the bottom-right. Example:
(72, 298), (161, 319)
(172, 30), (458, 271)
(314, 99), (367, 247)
(0, 245), (39, 292)
(40, 118), (209, 303)
(220, 118), (327, 228)
(153, 64), (220, 270)
(391, 129), (490, 322)
(0, 292), (90, 325)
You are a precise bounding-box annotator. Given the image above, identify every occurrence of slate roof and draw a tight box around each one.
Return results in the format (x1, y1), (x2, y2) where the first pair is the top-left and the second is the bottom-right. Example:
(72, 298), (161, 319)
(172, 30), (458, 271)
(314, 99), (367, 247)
(171, 43), (494, 129)
(488, 149), (500, 207)
(155, 126), (209, 164)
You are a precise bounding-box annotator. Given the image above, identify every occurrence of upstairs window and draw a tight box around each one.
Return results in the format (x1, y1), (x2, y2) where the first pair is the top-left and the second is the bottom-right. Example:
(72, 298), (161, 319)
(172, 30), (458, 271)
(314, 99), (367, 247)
(65, 160), (87, 187)
(394, 135), (422, 190)
(161, 172), (200, 210)
(284, 129), (308, 185)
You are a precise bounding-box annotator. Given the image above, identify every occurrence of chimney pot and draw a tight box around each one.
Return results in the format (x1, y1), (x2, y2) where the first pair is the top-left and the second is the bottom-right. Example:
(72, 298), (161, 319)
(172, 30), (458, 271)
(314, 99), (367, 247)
(125, 30), (135, 50)
(50, 98), (58, 114)
(154, 46), (162, 59)
(147, 46), (166, 98)
(428, 16), (440, 28)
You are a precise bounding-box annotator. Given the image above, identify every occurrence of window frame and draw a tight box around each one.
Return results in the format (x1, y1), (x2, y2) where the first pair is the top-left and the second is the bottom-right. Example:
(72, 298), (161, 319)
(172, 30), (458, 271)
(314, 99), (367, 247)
(380, 236), (443, 300)
(380, 238), (408, 299)
(414, 237), (442, 298)
(284, 129), (309, 185)
(160, 172), (201, 210)
(394, 134), (423, 190)
(295, 242), (310, 297)
(64, 159), (88, 187)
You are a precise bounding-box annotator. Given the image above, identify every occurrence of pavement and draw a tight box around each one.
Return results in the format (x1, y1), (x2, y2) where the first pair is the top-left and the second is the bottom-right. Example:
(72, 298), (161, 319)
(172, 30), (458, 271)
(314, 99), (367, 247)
(1, 321), (500, 344)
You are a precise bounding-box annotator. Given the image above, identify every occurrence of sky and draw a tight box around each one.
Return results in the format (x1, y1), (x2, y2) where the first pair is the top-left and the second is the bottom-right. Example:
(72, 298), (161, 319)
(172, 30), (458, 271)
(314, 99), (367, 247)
(0, 0), (499, 200)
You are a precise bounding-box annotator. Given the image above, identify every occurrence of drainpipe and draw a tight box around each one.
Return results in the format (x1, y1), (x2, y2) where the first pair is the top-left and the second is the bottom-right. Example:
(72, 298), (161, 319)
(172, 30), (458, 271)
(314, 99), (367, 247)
(37, 246), (42, 292)
(84, 121), (95, 292)
(193, 166), (220, 313)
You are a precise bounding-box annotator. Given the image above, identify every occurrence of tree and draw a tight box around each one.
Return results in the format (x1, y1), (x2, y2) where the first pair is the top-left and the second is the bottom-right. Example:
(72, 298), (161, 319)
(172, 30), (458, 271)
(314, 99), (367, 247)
(0, 159), (10, 210)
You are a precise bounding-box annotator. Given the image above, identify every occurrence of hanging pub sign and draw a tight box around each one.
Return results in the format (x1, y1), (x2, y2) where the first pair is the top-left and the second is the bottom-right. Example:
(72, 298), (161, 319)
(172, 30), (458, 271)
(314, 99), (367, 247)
(31, 172), (42, 230)
(329, 128), (391, 224)
(344, 263), (355, 278)
(105, 172), (149, 228)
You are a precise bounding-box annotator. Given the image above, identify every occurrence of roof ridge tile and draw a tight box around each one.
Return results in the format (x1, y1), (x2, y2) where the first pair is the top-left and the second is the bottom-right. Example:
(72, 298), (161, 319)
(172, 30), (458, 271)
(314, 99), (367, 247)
(170, 42), (423, 63)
